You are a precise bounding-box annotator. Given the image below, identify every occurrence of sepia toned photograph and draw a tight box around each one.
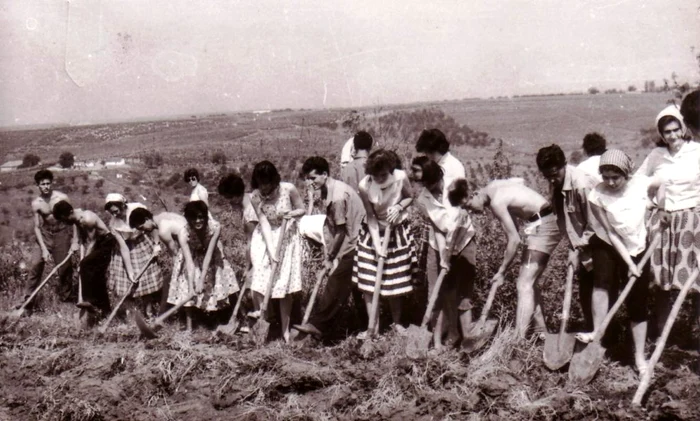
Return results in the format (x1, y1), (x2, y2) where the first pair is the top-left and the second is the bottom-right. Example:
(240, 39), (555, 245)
(1, 1), (700, 419)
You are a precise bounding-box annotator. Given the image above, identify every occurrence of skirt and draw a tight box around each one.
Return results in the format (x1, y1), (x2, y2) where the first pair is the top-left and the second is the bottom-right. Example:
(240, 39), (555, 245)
(249, 220), (303, 299)
(648, 207), (700, 292)
(167, 242), (239, 311)
(353, 222), (417, 297)
(108, 234), (163, 298)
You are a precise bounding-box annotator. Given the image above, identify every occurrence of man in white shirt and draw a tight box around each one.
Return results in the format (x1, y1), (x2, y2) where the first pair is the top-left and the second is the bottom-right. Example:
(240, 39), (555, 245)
(576, 132), (606, 183)
(415, 128), (466, 180)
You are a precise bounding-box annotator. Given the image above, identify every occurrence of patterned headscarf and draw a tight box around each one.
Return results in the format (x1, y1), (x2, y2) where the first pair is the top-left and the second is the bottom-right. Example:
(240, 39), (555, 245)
(599, 149), (633, 177)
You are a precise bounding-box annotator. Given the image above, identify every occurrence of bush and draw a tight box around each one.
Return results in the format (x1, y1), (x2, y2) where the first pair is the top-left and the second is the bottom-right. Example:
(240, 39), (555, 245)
(212, 151), (227, 165)
(59, 152), (74, 168)
(95, 179), (104, 188)
(143, 152), (163, 169)
(20, 153), (41, 168)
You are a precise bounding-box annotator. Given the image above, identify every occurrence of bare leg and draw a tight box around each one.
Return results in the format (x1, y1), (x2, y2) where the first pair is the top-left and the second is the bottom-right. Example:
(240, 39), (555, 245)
(434, 312), (444, 349)
(388, 296), (402, 325)
(443, 292), (460, 345)
(186, 308), (193, 331)
(252, 290), (264, 311)
(591, 286), (610, 334)
(363, 292), (378, 335)
(631, 320), (648, 372)
(279, 295), (293, 343)
(515, 250), (550, 338)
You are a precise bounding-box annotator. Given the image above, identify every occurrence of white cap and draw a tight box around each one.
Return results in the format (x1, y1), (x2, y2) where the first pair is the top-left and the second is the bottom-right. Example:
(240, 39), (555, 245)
(105, 193), (126, 204)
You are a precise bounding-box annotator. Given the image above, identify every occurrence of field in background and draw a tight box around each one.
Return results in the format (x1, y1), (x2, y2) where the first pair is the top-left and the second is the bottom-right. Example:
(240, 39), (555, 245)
(1, 92), (698, 420)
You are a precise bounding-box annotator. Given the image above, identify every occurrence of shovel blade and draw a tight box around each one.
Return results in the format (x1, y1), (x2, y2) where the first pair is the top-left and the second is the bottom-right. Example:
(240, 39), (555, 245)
(250, 319), (270, 346)
(216, 320), (239, 338)
(568, 342), (606, 385)
(461, 319), (498, 353)
(405, 324), (432, 359)
(133, 312), (158, 339)
(543, 332), (576, 370)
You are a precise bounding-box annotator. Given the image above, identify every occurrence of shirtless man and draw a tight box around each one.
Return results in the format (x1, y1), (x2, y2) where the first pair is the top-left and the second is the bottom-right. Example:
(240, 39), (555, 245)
(458, 178), (562, 338)
(52, 200), (117, 320)
(128, 209), (187, 310)
(27, 170), (79, 303)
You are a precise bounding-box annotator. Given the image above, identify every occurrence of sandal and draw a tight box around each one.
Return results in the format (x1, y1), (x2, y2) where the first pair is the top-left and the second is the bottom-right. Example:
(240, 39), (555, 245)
(575, 332), (595, 343)
(392, 324), (408, 337)
(357, 330), (370, 340)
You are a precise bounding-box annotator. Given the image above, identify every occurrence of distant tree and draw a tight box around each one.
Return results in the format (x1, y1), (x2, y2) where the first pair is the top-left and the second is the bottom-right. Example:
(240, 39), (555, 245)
(644, 80), (656, 92)
(588, 87), (600, 95)
(142, 152), (163, 169)
(489, 139), (511, 180)
(59, 151), (74, 168)
(212, 151), (227, 165)
(627, 85), (637, 92)
(21, 153), (41, 168)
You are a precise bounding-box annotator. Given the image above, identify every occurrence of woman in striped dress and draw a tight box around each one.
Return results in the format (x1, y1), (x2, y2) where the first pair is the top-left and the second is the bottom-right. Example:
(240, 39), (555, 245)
(354, 149), (417, 339)
(105, 193), (162, 314)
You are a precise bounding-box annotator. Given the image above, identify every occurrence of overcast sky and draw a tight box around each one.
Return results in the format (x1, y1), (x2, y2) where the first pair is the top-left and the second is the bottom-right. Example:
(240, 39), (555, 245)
(1, 0), (698, 127)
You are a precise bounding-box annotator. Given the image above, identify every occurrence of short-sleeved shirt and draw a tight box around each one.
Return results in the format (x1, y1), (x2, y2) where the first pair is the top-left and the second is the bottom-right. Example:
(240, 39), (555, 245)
(636, 142), (700, 211)
(438, 152), (466, 180)
(340, 156), (367, 192)
(359, 169), (409, 227)
(577, 155), (603, 183)
(323, 178), (366, 258)
(588, 175), (651, 257)
(242, 193), (258, 224)
(550, 165), (598, 248)
(190, 184), (209, 205)
(415, 177), (475, 254)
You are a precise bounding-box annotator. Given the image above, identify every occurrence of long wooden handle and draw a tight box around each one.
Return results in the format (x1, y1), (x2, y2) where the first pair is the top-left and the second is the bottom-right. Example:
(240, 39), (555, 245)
(99, 253), (157, 333)
(420, 268), (448, 328)
(593, 234), (660, 342)
(478, 280), (501, 325)
(302, 266), (330, 325)
(633, 267), (700, 405)
(260, 219), (289, 317)
(20, 251), (73, 310)
(368, 227), (393, 333)
(559, 263), (576, 336)
(152, 292), (198, 326)
(226, 273), (250, 328)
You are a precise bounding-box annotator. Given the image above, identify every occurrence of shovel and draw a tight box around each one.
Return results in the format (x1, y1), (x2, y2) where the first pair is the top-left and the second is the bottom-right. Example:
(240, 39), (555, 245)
(250, 219), (288, 345)
(302, 265), (331, 325)
(364, 227), (393, 340)
(405, 267), (448, 358)
(633, 267), (700, 405)
(569, 235), (660, 385)
(98, 253), (158, 334)
(461, 279), (501, 352)
(215, 270), (252, 337)
(4, 251), (73, 324)
(543, 263), (576, 370)
(133, 291), (198, 339)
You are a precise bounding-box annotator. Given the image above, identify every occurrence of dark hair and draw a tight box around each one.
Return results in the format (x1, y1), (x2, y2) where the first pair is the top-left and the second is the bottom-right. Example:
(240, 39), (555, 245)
(129, 207), (153, 228)
(411, 155), (430, 169)
(416, 129), (449, 155)
(657, 115), (682, 137)
(301, 156), (330, 176)
(184, 200), (209, 225)
(448, 179), (469, 207)
(104, 201), (127, 212)
(421, 160), (444, 186)
(217, 174), (245, 198)
(681, 89), (700, 133)
(353, 131), (373, 151)
(598, 164), (627, 179)
(582, 132), (606, 156)
(184, 168), (200, 183)
(52, 200), (73, 221)
(251, 161), (281, 189)
(365, 149), (396, 177)
(34, 169), (53, 185)
(387, 150), (403, 170)
(536, 144), (567, 171)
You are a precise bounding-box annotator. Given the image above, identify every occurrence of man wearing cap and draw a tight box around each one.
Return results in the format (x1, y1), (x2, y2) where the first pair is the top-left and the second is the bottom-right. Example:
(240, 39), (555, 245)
(463, 178), (561, 339)
(537, 144), (599, 333)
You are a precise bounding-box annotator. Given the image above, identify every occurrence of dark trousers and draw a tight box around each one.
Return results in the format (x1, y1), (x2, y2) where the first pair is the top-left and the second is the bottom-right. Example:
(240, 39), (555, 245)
(27, 224), (74, 301)
(308, 253), (367, 334)
(578, 254), (595, 333)
(80, 234), (116, 315)
(590, 235), (649, 323)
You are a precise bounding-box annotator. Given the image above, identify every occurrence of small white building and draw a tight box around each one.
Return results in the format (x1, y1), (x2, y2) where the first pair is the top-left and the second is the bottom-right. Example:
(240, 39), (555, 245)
(105, 158), (126, 167)
(0, 160), (22, 172)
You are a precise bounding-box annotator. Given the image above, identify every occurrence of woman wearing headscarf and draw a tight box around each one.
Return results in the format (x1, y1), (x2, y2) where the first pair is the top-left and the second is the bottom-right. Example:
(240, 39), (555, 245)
(105, 193), (163, 314)
(635, 104), (700, 334)
(584, 150), (661, 376)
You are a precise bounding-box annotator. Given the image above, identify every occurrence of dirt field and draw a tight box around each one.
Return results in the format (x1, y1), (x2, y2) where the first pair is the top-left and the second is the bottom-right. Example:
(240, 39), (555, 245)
(2, 303), (700, 421)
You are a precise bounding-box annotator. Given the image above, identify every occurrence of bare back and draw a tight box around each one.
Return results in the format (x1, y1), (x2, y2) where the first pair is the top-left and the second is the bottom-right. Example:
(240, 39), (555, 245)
(153, 212), (188, 253)
(487, 179), (549, 222)
(75, 209), (110, 244)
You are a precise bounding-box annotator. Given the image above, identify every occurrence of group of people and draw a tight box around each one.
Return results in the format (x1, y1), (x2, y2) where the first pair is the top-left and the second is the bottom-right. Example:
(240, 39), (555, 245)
(23, 91), (700, 367)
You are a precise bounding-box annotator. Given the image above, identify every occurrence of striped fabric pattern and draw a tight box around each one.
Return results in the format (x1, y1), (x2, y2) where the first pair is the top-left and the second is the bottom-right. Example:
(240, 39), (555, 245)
(352, 222), (417, 296)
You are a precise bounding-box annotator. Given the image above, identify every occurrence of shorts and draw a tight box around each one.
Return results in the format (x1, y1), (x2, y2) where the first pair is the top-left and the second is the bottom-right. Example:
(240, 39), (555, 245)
(524, 213), (561, 255)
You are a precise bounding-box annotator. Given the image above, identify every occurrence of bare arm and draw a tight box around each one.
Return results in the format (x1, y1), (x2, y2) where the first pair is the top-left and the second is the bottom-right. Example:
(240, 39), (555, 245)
(434, 229), (450, 270)
(198, 224), (221, 292)
(112, 231), (135, 281)
(177, 228), (196, 292)
(387, 177), (414, 224)
(285, 185), (306, 218)
(251, 193), (278, 262)
(491, 200), (521, 283)
(359, 185), (383, 257)
(32, 202), (50, 260)
(589, 203), (639, 275)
